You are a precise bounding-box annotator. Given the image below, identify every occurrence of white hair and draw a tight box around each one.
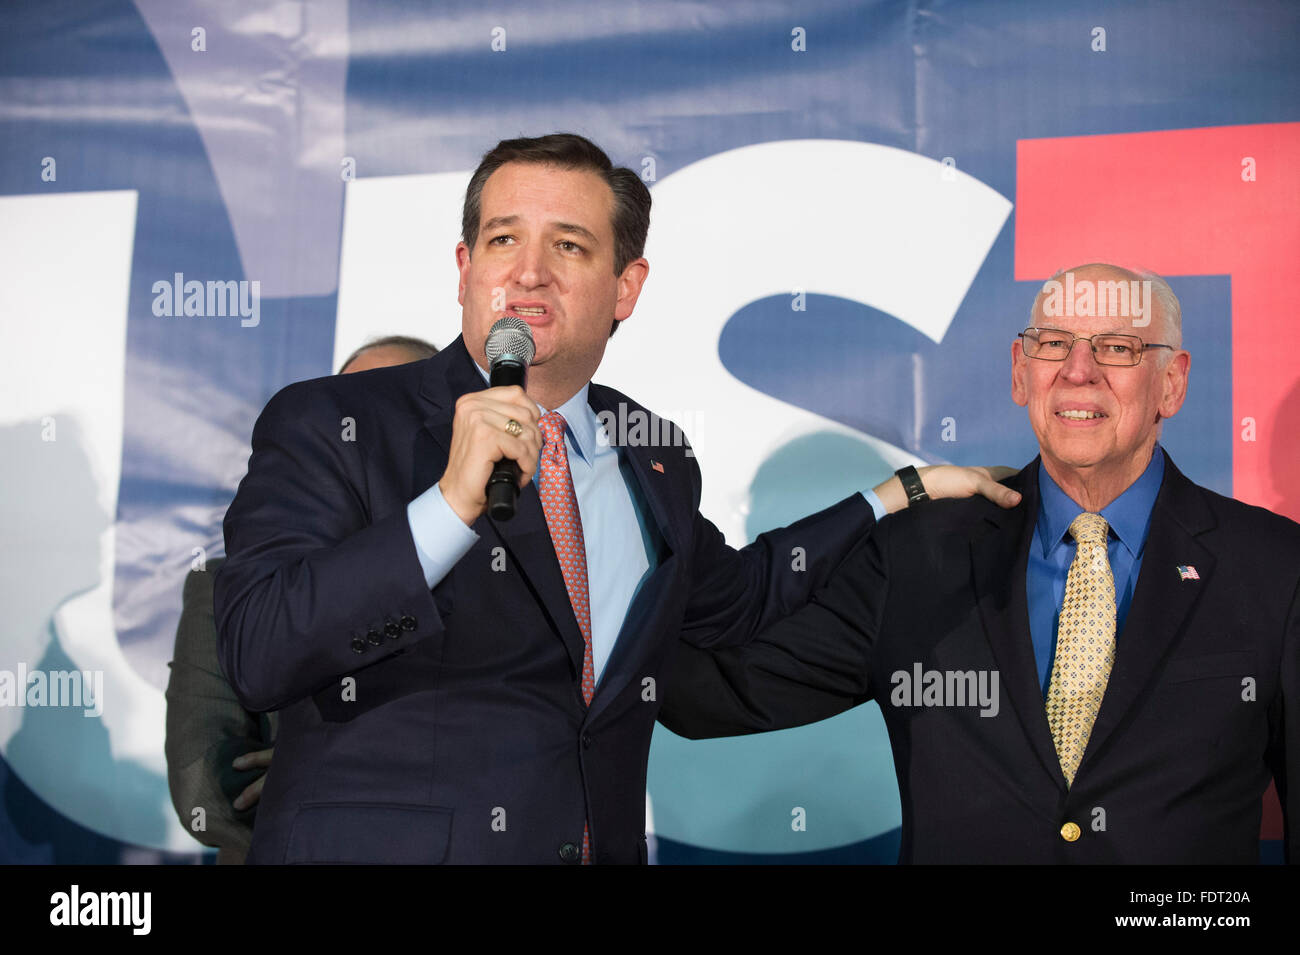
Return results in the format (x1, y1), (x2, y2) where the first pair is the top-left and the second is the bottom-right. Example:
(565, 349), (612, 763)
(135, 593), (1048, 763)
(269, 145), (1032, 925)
(1028, 263), (1183, 361)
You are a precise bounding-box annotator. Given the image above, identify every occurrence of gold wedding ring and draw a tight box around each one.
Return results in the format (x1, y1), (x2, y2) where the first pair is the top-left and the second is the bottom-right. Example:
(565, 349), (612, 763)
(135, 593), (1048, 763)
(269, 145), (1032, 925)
(504, 418), (523, 437)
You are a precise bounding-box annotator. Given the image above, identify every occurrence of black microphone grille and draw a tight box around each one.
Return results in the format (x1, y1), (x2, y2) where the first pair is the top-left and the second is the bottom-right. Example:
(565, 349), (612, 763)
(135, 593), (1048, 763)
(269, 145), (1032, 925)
(484, 316), (536, 366)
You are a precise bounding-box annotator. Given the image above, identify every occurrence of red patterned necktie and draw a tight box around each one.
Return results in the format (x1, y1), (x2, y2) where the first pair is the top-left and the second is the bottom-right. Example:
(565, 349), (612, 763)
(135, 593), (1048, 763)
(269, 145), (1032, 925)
(537, 410), (595, 862)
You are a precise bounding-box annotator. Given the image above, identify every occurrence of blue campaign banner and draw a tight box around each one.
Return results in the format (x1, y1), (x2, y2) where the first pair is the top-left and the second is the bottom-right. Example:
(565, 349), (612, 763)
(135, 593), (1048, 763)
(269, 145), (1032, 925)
(0, 0), (1296, 863)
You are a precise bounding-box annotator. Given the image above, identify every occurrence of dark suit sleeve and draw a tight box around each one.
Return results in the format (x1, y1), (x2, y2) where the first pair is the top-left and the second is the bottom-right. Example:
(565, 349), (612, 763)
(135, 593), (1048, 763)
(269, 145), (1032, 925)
(675, 452), (878, 651)
(214, 382), (442, 712)
(660, 514), (890, 739)
(1266, 573), (1300, 863)
(165, 564), (276, 861)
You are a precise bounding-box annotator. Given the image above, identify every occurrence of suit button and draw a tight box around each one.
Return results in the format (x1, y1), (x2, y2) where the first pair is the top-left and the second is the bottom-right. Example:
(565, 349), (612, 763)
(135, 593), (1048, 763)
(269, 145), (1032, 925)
(1060, 822), (1081, 842)
(400, 614), (417, 631)
(384, 620), (400, 639)
(350, 637), (367, 654)
(581, 734), (593, 749)
(365, 628), (382, 646)
(558, 842), (580, 864)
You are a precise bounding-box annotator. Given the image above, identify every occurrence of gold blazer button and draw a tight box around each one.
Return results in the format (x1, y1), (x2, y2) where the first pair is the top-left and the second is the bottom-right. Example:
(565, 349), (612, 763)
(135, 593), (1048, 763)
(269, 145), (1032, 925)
(1060, 822), (1081, 842)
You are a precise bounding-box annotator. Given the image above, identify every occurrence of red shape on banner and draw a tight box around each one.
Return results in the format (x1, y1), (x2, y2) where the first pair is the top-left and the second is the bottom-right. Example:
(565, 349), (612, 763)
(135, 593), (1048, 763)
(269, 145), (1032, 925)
(1015, 122), (1300, 525)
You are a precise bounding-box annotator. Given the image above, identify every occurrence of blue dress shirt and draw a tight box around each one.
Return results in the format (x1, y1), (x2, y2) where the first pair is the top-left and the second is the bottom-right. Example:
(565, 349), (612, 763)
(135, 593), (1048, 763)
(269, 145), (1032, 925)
(1026, 445), (1165, 696)
(406, 369), (887, 685)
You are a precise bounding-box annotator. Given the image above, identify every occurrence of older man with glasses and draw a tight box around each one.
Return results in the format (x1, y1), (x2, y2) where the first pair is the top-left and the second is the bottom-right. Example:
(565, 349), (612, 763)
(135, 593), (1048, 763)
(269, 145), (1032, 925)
(662, 263), (1300, 864)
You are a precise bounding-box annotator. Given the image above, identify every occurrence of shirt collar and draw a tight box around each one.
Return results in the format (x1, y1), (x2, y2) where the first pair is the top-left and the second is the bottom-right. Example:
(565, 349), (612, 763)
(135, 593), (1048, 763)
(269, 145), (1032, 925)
(548, 385), (596, 467)
(473, 364), (596, 467)
(1036, 444), (1165, 559)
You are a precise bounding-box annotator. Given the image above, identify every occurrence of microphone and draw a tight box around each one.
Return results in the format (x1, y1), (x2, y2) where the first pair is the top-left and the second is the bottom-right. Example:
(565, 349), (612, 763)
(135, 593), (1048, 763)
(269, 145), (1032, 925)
(483, 316), (536, 521)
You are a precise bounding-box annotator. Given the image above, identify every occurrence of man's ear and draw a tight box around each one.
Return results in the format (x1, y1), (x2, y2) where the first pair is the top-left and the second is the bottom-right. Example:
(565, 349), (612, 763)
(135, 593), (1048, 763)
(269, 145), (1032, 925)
(1158, 350), (1191, 420)
(613, 258), (649, 323)
(1011, 339), (1029, 407)
(455, 241), (471, 307)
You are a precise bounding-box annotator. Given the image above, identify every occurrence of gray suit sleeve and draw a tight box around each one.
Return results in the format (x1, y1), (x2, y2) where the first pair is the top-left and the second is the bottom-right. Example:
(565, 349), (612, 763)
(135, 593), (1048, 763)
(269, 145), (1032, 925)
(164, 560), (277, 862)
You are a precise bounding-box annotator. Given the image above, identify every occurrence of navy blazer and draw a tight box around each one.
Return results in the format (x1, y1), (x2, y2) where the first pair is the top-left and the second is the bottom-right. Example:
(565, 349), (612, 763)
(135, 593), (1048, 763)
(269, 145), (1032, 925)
(661, 454), (1300, 863)
(214, 336), (875, 863)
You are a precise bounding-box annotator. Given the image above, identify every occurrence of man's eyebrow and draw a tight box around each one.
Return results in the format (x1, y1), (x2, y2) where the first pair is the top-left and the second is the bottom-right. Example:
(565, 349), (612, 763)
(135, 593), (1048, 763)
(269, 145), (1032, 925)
(553, 222), (600, 244)
(480, 216), (600, 245)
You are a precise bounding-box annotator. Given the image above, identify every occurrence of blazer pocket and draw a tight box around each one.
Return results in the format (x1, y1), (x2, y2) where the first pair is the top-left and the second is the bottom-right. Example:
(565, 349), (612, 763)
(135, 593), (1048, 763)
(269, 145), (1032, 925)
(284, 802), (453, 864)
(1162, 650), (1255, 684)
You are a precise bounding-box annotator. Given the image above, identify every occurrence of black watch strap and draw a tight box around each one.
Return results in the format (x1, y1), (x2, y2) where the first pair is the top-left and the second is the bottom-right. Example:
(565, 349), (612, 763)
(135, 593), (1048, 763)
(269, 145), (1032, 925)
(896, 465), (929, 506)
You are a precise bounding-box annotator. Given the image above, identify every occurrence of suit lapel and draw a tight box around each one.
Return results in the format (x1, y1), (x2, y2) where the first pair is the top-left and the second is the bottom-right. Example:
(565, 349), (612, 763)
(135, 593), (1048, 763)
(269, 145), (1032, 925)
(584, 385), (683, 720)
(586, 385), (684, 558)
(970, 460), (1068, 788)
(486, 485), (589, 679)
(417, 337), (587, 680)
(1076, 454), (1216, 774)
(414, 335), (473, 489)
(587, 556), (678, 723)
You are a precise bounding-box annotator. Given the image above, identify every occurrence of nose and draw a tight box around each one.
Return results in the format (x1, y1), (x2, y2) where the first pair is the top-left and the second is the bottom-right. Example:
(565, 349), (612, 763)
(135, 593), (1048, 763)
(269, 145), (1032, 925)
(1059, 337), (1102, 384)
(512, 240), (551, 289)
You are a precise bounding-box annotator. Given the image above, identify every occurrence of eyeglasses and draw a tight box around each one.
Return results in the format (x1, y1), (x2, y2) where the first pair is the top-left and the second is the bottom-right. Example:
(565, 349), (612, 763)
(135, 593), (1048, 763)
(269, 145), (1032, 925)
(1018, 328), (1174, 366)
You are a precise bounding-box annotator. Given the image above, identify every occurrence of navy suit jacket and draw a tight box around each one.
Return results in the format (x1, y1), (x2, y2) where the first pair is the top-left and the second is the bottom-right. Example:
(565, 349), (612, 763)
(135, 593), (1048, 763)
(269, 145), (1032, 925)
(214, 336), (875, 863)
(661, 454), (1300, 863)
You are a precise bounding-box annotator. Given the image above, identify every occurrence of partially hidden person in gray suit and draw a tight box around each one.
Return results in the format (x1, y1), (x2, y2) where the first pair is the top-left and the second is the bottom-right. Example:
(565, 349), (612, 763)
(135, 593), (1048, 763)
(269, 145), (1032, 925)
(165, 335), (439, 863)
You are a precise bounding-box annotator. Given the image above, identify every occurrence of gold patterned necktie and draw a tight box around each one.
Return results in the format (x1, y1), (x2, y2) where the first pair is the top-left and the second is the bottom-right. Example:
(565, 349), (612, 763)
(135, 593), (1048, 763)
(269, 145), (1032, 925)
(1044, 512), (1116, 786)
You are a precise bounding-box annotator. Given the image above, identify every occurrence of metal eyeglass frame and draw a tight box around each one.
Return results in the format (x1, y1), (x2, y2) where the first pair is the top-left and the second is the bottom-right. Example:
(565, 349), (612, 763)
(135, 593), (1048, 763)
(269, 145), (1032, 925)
(1018, 327), (1175, 366)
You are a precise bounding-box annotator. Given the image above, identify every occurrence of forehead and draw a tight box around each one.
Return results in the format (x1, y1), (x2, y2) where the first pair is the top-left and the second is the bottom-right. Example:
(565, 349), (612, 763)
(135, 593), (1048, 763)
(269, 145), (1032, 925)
(1031, 268), (1163, 337)
(479, 161), (614, 234)
(346, 344), (418, 371)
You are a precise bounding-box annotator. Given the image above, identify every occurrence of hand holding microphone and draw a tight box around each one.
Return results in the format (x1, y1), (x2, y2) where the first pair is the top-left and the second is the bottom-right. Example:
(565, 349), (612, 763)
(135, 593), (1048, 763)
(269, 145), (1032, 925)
(483, 318), (537, 520)
(437, 318), (540, 525)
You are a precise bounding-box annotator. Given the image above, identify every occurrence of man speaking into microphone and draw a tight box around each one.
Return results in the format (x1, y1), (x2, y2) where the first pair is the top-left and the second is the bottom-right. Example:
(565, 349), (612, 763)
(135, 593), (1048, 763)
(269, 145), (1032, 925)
(214, 132), (1017, 864)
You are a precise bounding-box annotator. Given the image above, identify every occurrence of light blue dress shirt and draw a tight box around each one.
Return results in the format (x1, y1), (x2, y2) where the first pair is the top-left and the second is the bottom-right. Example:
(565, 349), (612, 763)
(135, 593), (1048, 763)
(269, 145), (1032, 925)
(1026, 445), (1165, 696)
(406, 370), (887, 684)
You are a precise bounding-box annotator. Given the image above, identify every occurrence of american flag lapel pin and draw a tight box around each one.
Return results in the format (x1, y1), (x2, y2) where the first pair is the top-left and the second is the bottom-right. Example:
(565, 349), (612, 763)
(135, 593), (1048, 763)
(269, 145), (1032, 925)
(650, 459), (665, 474)
(1176, 565), (1200, 581)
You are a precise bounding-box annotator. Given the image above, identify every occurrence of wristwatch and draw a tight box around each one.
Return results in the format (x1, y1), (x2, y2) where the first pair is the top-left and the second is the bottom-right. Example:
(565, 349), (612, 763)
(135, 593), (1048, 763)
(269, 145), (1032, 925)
(895, 465), (929, 506)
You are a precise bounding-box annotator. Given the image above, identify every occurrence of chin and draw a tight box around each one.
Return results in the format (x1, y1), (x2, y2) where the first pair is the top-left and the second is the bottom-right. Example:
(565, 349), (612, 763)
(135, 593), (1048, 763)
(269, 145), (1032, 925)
(1041, 437), (1111, 472)
(1052, 455), (1105, 473)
